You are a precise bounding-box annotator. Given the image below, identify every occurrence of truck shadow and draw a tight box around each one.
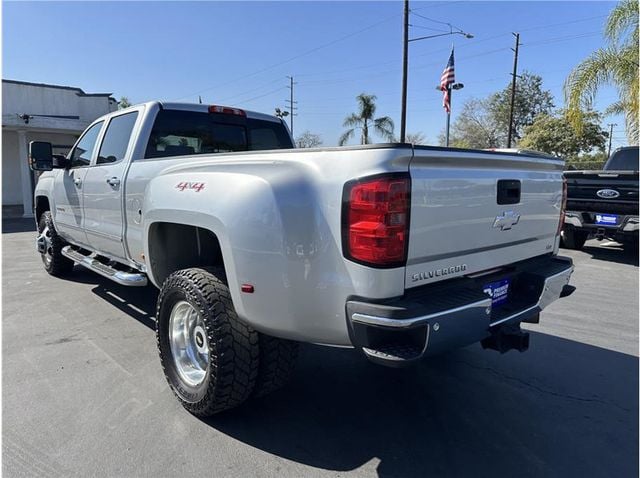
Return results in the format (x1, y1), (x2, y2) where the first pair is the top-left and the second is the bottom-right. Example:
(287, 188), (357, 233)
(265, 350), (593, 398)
(61, 268), (638, 477)
(207, 335), (638, 477)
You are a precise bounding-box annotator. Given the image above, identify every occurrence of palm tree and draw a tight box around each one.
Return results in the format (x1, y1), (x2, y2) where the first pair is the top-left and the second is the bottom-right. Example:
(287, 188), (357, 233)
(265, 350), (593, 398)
(339, 94), (395, 146)
(564, 0), (639, 144)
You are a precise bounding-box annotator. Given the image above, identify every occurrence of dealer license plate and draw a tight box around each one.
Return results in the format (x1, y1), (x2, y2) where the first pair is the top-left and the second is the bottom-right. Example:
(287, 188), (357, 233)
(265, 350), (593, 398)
(483, 278), (510, 307)
(594, 214), (619, 226)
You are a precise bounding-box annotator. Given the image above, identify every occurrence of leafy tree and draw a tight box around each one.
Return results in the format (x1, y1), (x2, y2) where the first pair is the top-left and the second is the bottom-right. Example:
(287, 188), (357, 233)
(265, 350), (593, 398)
(444, 73), (553, 148)
(296, 131), (323, 148)
(519, 111), (608, 159)
(405, 132), (427, 145)
(441, 98), (503, 148)
(118, 97), (132, 109)
(488, 72), (554, 143)
(565, 0), (639, 145)
(339, 94), (395, 145)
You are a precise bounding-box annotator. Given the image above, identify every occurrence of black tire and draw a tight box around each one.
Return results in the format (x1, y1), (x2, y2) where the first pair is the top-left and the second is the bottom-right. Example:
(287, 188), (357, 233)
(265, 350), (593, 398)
(156, 267), (259, 416)
(37, 211), (74, 276)
(561, 228), (588, 250)
(252, 334), (299, 398)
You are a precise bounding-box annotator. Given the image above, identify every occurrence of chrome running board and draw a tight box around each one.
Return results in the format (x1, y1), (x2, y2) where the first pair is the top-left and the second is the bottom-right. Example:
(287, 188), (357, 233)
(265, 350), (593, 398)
(61, 246), (148, 287)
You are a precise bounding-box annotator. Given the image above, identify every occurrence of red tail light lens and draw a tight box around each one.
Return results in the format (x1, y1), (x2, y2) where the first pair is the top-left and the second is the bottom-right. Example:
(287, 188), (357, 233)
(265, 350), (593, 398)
(342, 174), (410, 267)
(557, 177), (567, 235)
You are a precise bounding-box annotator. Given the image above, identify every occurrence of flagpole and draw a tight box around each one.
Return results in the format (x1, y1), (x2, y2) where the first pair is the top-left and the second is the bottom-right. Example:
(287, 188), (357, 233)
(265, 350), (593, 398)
(445, 85), (452, 147)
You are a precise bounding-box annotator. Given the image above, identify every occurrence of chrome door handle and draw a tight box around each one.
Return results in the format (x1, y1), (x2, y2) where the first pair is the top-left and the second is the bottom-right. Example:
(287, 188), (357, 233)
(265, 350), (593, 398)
(73, 178), (82, 187)
(106, 177), (121, 187)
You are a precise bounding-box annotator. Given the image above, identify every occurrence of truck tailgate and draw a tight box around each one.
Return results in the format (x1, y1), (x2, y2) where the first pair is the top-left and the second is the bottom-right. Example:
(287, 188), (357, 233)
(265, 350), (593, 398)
(406, 148), (564, 289)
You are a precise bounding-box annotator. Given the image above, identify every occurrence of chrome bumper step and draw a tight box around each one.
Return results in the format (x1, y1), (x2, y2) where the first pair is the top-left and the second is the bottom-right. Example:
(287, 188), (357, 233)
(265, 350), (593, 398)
(61, 246), (148, 287)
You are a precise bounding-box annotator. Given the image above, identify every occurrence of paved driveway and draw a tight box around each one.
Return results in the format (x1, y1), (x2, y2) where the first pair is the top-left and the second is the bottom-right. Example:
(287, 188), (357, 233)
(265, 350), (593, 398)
(3, 219), (638, 477)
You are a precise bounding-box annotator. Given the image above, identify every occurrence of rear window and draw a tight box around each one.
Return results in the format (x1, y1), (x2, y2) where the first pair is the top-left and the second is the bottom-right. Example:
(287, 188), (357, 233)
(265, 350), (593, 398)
(605, 147), (639, 171)
(144, 109), (293, 159)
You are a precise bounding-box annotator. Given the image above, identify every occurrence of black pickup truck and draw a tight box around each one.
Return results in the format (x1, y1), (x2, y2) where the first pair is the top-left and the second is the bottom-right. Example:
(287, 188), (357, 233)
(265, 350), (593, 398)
(562, 146), (639, 250)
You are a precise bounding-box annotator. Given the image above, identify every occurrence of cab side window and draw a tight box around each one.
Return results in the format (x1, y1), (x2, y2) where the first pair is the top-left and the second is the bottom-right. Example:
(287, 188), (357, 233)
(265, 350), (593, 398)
(70, 121), (104, 168)
(97, 112), (139, 165)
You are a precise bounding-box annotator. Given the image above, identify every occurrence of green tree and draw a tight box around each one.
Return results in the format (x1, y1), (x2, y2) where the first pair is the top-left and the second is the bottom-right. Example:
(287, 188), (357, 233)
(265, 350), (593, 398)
(118, 96), (132, 109)
(444, 73), (554, 148)
(442, 98), (503, 148)
(488, 72), (554, 143)
(519, 111), (608, 159)
(339, 94), (395, 146)
(565, 0), (639, 144)
(296, 131), (323, 148)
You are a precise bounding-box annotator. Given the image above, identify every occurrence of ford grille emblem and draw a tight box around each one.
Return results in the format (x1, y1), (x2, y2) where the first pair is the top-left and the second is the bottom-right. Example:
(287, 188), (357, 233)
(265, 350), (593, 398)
(596, 189), (620, 199)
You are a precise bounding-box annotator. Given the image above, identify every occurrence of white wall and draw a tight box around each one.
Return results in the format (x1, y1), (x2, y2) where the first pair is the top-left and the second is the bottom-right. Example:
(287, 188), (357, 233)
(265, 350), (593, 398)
(2, 81), (117, 127)
(2, 80), (117, 215)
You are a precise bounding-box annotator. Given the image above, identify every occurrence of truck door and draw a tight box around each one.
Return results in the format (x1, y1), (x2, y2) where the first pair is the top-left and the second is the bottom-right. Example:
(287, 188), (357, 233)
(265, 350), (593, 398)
(82, 110), (140, 260)
(52, 120), (104, 247)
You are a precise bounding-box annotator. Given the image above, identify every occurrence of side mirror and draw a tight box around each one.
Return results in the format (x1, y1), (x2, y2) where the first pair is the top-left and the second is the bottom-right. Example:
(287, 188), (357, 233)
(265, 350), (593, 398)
(28, 141), (53, 171)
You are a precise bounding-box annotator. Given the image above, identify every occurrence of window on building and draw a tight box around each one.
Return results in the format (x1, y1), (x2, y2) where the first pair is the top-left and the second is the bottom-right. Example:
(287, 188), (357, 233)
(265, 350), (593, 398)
(70, 121), (103, 167)
(97, 112), (139, 164)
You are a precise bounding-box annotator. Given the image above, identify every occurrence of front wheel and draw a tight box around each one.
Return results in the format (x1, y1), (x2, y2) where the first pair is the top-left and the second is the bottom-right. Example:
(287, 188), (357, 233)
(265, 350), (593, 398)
(37, 211), (74, 276)
(561, 228), (588, 250)
(156, 267), (259, 416)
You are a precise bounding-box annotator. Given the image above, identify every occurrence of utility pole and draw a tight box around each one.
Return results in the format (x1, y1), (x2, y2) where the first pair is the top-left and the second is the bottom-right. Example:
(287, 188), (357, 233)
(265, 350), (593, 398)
(286, 76), (297, 137)
(400, 0), (409, 143)
(507, 32), (520, 148)
(607, 123), (617, 157)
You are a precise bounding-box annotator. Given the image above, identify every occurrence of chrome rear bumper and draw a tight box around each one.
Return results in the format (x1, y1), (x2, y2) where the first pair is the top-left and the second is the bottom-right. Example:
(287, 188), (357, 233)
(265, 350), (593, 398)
(346, 256), (574, 366)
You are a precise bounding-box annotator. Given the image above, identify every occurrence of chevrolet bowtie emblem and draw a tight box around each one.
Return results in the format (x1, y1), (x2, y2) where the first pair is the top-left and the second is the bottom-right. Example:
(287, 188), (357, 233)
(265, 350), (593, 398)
(493, 211), (520, 231)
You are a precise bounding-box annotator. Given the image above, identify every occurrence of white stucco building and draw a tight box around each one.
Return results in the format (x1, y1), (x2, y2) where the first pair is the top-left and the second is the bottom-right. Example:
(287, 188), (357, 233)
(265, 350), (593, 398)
(2, 79), (117, 217)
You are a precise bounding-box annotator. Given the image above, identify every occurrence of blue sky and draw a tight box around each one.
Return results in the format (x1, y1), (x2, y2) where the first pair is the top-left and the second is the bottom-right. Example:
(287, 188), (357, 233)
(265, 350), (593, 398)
(3, 1), (628, 149)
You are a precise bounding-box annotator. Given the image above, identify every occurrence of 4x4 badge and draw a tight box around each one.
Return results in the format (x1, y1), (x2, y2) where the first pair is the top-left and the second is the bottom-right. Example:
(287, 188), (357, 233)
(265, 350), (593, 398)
(493, 211), (520, 231)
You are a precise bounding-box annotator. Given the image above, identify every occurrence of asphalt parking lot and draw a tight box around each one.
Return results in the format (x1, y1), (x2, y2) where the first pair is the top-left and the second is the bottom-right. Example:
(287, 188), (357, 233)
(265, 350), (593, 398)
(2, 218), (638, 478)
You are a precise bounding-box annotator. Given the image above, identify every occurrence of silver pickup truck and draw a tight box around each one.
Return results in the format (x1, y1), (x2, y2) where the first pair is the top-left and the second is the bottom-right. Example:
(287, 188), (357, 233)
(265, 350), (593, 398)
(29, 101), (575, 416)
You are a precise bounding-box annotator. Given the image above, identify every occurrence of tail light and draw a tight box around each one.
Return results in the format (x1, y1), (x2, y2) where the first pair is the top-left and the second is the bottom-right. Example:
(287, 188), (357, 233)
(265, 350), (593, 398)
(208, 105), (246, 116)
(557, 177), (567, 235)
(342, 174), (410, 267)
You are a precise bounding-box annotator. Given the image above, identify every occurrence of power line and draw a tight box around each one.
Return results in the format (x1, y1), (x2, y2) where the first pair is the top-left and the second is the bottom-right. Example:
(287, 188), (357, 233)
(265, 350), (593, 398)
(235, 87), (288, 106)
(522, 31), (601, 47)
(410, 10), (467, 33)
(171, 13), (399, 101)
(216, 77), (286, 103)
(293, 15), (606, 83)
(409, 24), (450, 33)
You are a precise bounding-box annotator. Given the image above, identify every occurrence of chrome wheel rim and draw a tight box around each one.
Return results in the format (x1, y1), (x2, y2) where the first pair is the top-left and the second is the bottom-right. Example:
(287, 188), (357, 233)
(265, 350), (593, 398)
(169, 300), (209, 387)
(39, 226), (53, 266)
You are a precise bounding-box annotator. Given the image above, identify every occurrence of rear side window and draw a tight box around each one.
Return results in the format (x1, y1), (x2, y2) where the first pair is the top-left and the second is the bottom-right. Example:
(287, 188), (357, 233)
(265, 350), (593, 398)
(605, 147), (639, 171)
(144, 110), (293, 159)
(97, 112), (139, 164)
(70, 121), (103, 167)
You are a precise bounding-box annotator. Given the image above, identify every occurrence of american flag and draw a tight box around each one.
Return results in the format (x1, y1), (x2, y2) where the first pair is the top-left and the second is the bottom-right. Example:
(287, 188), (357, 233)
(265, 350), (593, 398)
(440, 48), (455, 114)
